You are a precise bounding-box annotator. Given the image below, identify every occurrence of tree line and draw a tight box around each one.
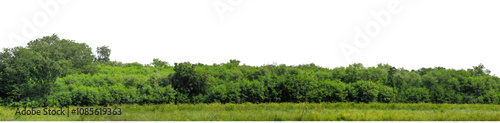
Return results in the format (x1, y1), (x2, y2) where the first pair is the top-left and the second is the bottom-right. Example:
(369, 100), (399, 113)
(1, 34), (499, 107)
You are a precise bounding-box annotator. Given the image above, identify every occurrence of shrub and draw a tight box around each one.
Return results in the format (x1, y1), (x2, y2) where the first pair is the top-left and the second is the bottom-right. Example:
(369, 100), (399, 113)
(378, 85), (396, 103)
(353, 81), (379, 103)
(171, 62), (209, 96)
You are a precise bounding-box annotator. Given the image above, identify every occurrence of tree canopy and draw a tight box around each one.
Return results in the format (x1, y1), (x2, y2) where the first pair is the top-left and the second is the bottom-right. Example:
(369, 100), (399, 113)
(0, 34), (98, 103)
(95, 46), (111, 63)
(0, 34), (499, 107)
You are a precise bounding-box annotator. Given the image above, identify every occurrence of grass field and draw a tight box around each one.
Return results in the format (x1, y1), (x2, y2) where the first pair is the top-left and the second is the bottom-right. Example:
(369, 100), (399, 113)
(1, 103), (499, 121)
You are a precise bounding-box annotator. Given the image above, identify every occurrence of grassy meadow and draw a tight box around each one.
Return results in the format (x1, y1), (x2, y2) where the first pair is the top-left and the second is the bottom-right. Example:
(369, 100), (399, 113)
(1, 102), (499, 121)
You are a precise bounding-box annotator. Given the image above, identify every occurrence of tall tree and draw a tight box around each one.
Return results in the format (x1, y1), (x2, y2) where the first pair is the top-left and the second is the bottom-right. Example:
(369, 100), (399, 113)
(0, 34), (96, 101)
(96, 46), (111, 63)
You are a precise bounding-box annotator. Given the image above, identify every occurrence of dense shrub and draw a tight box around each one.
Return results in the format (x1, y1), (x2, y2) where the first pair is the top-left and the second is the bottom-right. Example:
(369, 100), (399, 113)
(353, 80), (379, 103)
(378, 85), (396, 103)
(2, 35), (499, 106)
(171, 62), (209, 97)
(2, 57), (500, 106)
(402, 87), (431, 103)
(319, 80), (348, 102)
(240, 80), (266, 103)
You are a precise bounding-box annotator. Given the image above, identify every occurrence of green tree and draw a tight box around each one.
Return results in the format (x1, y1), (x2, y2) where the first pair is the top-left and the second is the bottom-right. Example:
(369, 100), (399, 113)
(353, 80), (379, 103)
(0, 34), (96, 102)
(344, 63), (364, 83)
(378, 85), (396, 103)
(27, 34), (96, 74)
(403, 87), (430, 103)
(468, 63), (491, 76)
(171, 62), (210, 97)
(95, 46), (111, 63)
(152, 58), (169, 67)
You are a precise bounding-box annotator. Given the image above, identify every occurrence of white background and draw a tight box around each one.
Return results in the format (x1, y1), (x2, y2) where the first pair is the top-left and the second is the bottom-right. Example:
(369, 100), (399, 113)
(1, 0), (499, 76)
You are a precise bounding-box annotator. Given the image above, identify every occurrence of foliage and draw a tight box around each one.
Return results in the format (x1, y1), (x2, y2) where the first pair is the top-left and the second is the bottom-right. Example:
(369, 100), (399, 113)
(0, 34), (96, 103)
(171, 62), (209, 97)
(1, 34), (500, 106)
(152, 58), (169, 67)
(95, 46), (111, 63)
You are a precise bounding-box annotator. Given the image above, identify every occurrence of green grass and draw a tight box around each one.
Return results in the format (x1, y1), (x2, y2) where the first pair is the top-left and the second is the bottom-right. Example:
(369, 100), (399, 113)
(1, 103), (499, 121)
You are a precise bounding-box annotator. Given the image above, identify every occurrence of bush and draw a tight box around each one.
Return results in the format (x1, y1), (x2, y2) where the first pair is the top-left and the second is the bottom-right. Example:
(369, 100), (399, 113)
(171, 62), (209, 96)
(241, 80), (266, 103)
(150, 72), (171, 87)
(353, 81), (379, 103)
(3, 56), (500, 106)
(206, 84), (227, 103)
(378, 85), (396, 103)
(403, 87), (430, 103)
(317, 80), (348, 102)
(47, 91), (73, 107)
